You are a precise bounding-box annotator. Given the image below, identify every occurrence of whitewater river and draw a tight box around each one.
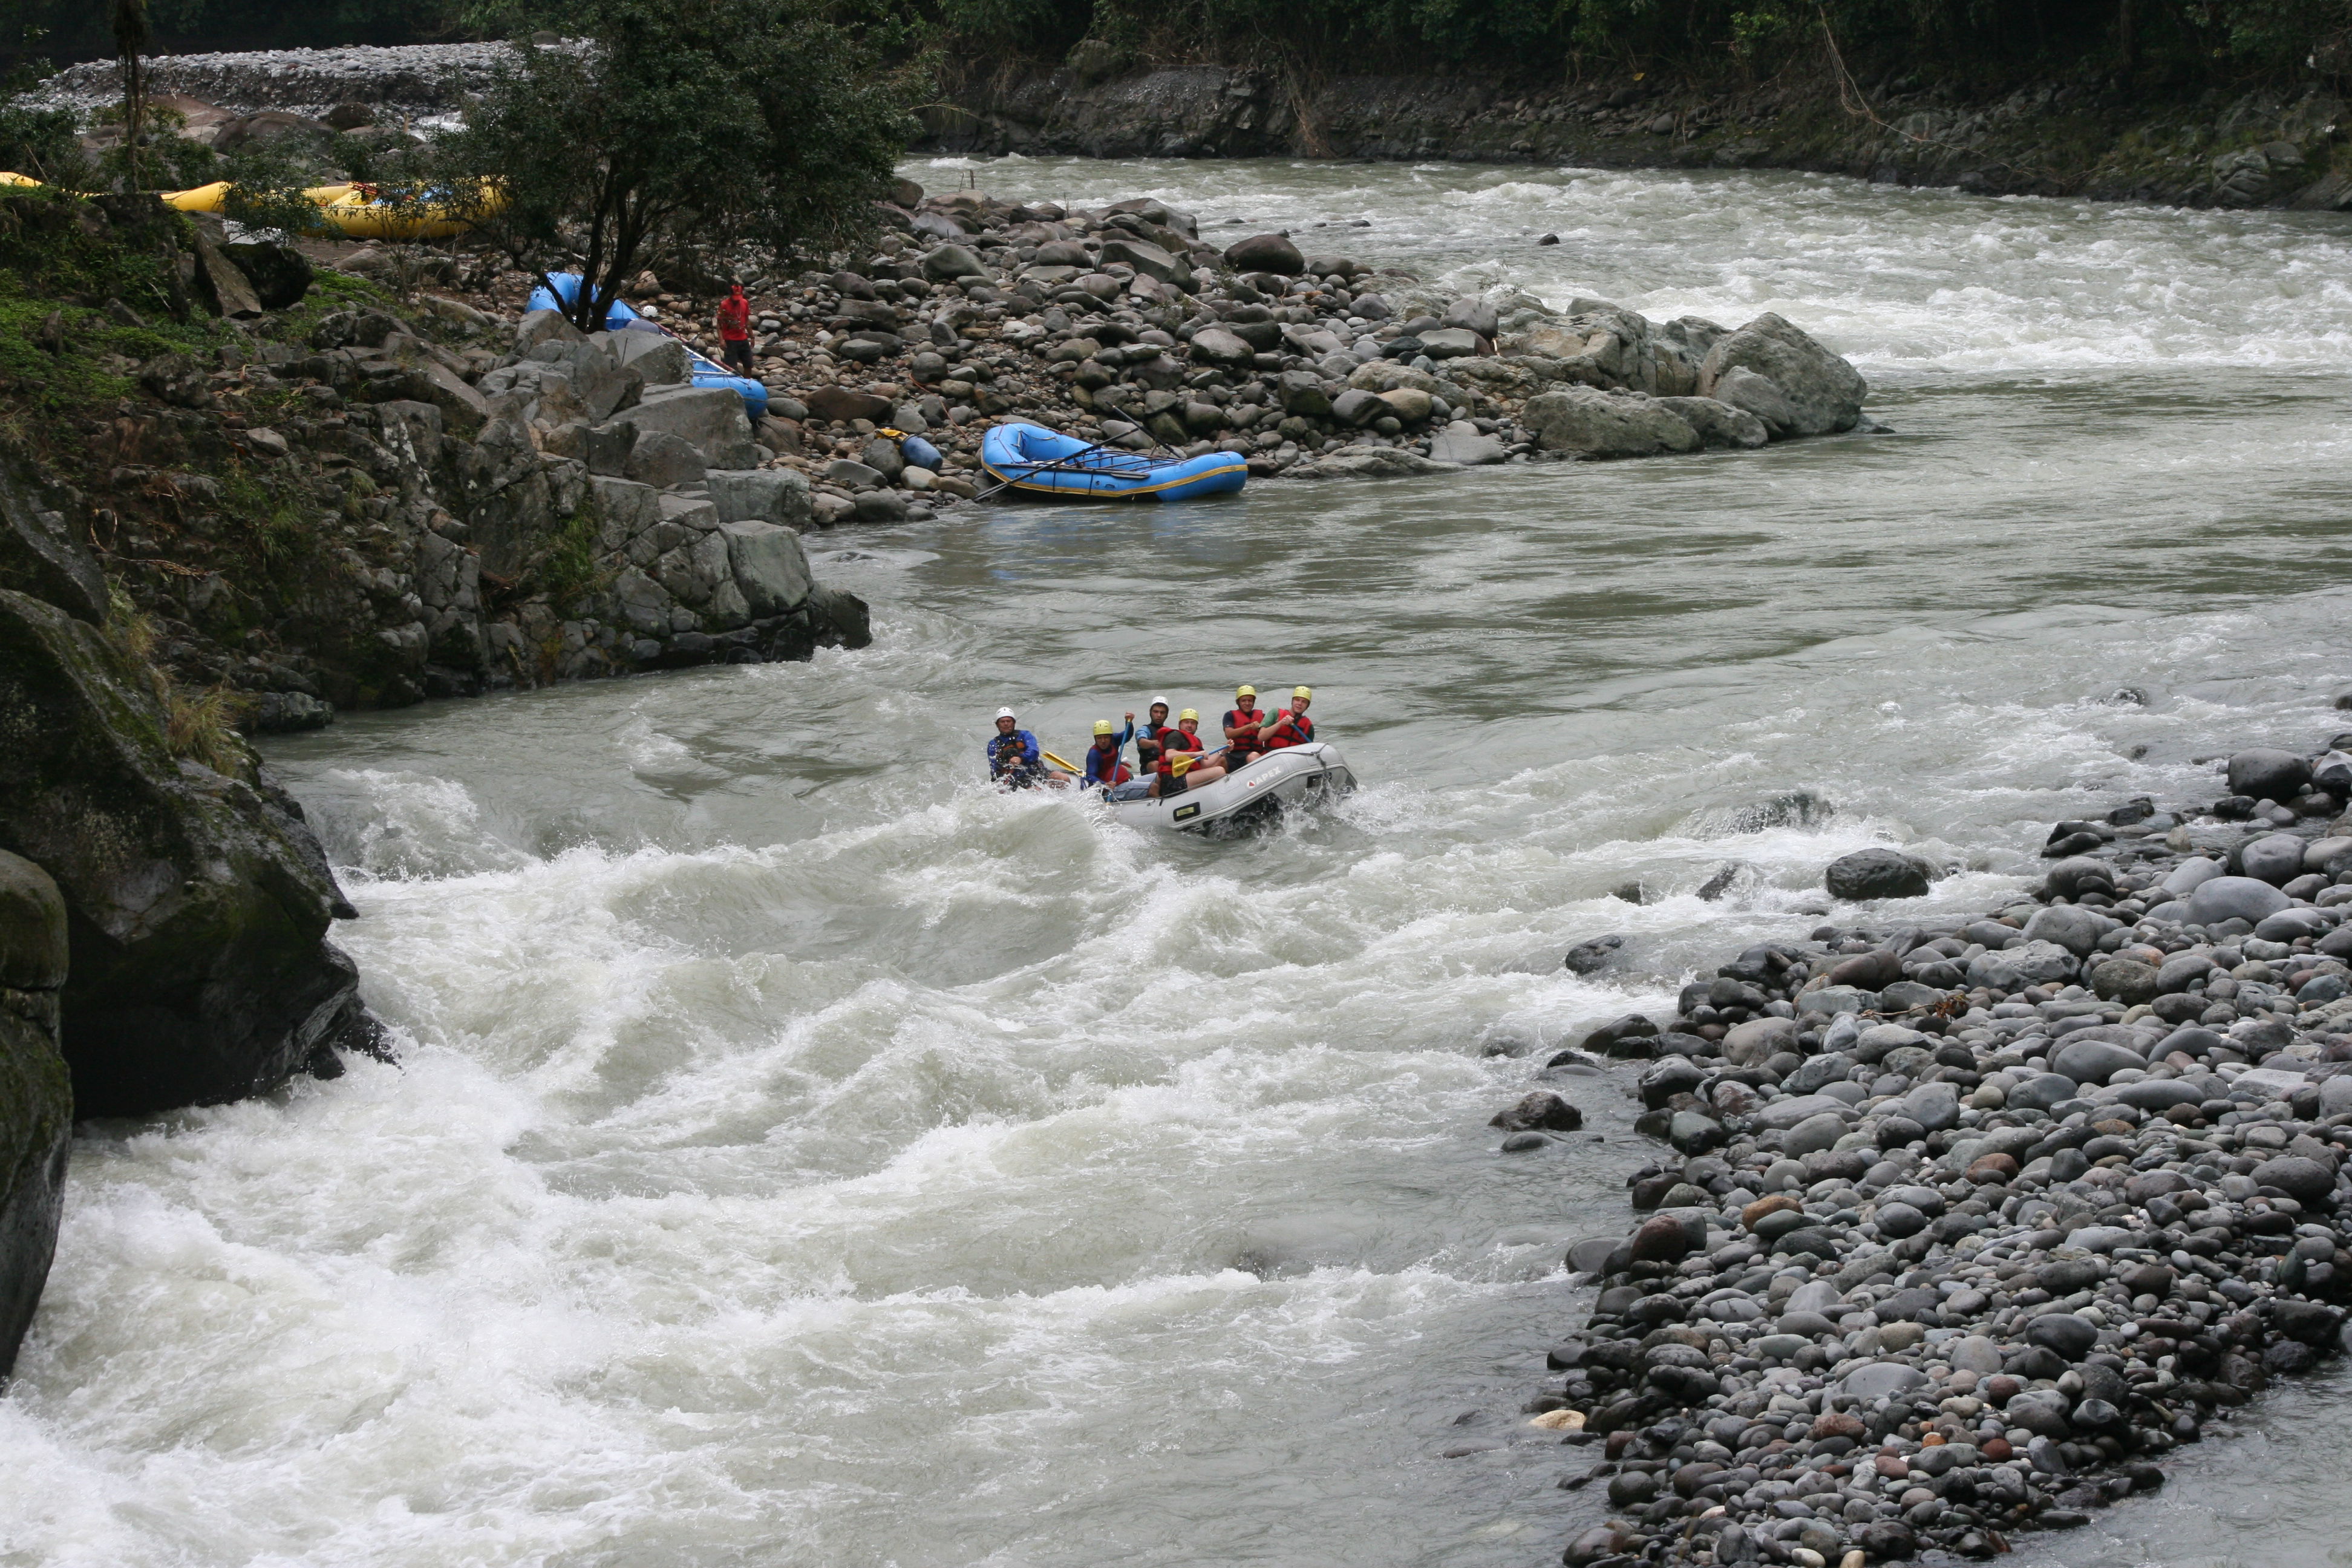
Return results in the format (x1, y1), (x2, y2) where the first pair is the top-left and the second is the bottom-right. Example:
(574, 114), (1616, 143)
(7, 159), (2352, 1568)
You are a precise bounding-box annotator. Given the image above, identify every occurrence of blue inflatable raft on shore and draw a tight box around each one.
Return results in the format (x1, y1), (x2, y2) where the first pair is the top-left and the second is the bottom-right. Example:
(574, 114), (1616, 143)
(525, 273), (768, 419)
(979, 422), (1247, 501)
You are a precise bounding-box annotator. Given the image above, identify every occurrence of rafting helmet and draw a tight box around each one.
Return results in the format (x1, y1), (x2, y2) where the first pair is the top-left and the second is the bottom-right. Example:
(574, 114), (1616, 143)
(1236, 684), (1256, 697)
(995, 707), (1016, 720)
(1150, 694), (1170, 710)
(1094, 720), (1114, 736)
(1179, 708), (1198, 722)
(1293, 686), (1312, 701)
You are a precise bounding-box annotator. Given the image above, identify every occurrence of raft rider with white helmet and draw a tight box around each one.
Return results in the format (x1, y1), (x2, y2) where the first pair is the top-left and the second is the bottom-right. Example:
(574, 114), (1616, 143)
(988, 707), (1045, 788)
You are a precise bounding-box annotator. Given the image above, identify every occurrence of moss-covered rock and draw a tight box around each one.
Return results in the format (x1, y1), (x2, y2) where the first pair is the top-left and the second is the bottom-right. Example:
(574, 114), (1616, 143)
(0, 584), (374, 1115)
(0, 849), (71, 1381)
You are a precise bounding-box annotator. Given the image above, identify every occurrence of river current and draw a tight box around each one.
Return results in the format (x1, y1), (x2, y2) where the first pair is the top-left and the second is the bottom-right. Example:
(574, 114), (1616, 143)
(5, 159), (2352, 1568)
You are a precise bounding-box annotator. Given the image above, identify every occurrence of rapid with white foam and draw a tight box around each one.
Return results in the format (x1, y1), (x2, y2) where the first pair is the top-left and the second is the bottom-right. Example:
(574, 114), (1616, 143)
(3, 159), (2350, 1568)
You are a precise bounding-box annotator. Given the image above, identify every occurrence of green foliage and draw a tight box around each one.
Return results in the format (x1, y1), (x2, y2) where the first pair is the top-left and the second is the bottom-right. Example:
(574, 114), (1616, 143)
(6, 0), (466, 59)
(165, 681), (255, 773)
(0, 64), (87, 185)
(906, 0), (2352, 84)
(0, 188), (181, 315)
(531, 504), (610, 612)
(431, 0), (921, 333)
(103, 581), (256, 779)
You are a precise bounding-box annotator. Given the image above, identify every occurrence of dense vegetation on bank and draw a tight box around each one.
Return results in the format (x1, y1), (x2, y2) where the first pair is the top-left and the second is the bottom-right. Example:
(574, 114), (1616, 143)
(10, 0), (2352, 95)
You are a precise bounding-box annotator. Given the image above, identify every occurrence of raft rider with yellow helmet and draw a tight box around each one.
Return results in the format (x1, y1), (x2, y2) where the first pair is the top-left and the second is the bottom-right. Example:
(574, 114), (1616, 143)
(1150, 708), (1229, 796)
(1261, 687), (1315, 750)
(1223, 684), (1269, 766)
(1082, 713), (1137, 786)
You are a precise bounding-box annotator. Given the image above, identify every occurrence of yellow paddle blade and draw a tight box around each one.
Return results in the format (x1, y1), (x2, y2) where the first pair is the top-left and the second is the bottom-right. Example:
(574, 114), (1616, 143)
(1040, 750), (1083, 775)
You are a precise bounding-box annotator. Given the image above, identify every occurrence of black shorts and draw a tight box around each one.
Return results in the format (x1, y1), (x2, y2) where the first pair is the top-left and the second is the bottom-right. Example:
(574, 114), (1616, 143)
(722, 339), (753, 374)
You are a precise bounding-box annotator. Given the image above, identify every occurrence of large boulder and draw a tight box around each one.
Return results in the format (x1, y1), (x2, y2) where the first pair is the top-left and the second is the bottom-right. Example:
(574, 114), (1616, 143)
(0, 849), (70, 1380)
(805, 384), (894, 425)
(707, 469), (813, 529)
(2184, 875), (2292, 928)
(0, 587), (373, 1116)
(2022, 903), (2112, 956)
(190, 230), (263, 319)
(1283, 448), (1460, 480)
(594, 327), (691, 388)
(921, 244), (987, 281)
(1704, 367), (1801, 438)
(722, 521), (812, 618)
(0, 463), (106, 624)
(1699, 313), (1867, 436)
(1223, 232), (1305, 275)
(617, 385), (759, 470)
(1097, 236), (1188, 285)
(516, 308), (586, 356)
(218, 240), (313, 311)
(1189, 327), (1256, 367)
(1428, 420), (1507, 465)
(2239, 832), (2309, 886)
(1521, 385), (1701, 459)
(1416, 327), (1483, 359)
(1825, 848), (1932, 901)
(527, 339), (644, 423)
(2228, 748), (2311, 803)
(2051, 1035), (2145, 1086)
(1653, 395), (1769, 449)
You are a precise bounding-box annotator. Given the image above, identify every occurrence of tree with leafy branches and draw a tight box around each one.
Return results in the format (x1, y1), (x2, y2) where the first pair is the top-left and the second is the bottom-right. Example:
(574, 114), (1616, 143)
(426, 0), (920, 335)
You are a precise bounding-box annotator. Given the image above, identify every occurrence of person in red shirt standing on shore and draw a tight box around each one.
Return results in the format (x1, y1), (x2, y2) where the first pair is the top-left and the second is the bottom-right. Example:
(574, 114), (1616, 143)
(716, 283), (754, 376)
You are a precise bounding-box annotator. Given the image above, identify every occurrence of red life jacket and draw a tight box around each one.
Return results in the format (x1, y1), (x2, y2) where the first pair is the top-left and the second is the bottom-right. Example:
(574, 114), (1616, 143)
(1157, 728), (1203, 777)
(1223, 705), (1264, 760)
(1084, 741), (1131, 786)
(1262, 710), (1314, 750)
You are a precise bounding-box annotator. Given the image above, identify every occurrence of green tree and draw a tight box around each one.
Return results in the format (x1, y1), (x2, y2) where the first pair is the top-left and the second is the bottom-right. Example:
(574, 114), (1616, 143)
(433, 0), (920, 334)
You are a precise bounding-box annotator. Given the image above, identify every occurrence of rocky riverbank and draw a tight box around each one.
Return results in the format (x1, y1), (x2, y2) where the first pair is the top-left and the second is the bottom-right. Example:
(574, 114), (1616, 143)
(1507, 730), (2352, 1565)
(1, 192), (871, 720)
(430, 185), (1877, 497)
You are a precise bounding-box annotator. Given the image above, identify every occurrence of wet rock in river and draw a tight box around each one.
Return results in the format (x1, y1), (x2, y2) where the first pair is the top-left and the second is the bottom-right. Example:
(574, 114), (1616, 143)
(1824, 846), (1932, 901)
(1490, 1090), (1583, 1131)
(2229, 747), (2312, 803)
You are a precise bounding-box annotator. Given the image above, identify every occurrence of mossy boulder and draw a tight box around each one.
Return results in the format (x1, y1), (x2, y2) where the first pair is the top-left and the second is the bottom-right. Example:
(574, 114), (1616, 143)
(0, 849), (70, 1380)
(0, 586), (374, 1115)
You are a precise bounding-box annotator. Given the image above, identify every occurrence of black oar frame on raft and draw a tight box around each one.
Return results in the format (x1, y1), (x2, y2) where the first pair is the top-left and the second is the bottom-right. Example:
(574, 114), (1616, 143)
(976, 439), (1154, 500)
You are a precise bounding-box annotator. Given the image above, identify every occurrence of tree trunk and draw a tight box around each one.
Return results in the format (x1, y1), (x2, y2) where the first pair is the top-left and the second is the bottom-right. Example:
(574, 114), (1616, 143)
(111, 0), (150, 192)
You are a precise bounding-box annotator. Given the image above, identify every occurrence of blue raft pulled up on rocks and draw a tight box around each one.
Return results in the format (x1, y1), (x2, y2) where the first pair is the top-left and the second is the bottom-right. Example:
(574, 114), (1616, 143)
(979, 422), (1246, 501)
(524, 273), (768, 419)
